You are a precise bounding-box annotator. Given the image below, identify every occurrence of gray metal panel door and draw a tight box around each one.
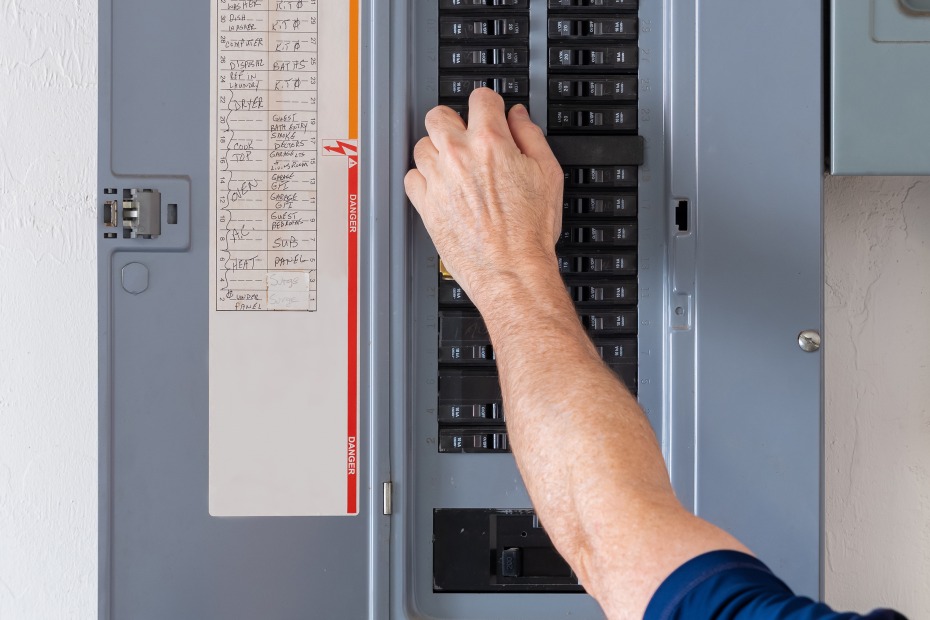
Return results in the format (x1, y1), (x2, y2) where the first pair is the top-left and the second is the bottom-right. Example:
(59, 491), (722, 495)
(689, 0), (823, 598)
(98, 0), (386, 617)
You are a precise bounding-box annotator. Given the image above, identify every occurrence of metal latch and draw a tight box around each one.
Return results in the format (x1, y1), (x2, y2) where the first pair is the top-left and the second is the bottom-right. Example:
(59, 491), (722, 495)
(121, 189), (161, 239)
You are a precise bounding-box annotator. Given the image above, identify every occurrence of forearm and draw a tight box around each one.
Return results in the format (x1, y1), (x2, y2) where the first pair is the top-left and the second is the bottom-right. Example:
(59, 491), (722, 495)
(473, 260), (673, 523)
(406, 91), (749, 619)
(473, 261), (742, 617)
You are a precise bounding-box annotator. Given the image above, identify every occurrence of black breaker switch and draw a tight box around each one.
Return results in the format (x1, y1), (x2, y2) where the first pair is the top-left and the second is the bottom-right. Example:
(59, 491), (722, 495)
(440, 46), (527, 68)
(549, 0), (638, 8)
(439, 280), (473, 305)
(433, 509), (583, 593)
(549, 106), (637, 132)
(441, 17), (528, 39)
(557, 223), (637, 246)
(439, 344), (495, 363)
(441, 0), (528, 8)
(439, 312), (492, 365)
(549, 75), (637, 101)
(563, 193), (637, 217)
(558, 251), (637, 275)
(440, 402), (502, 423)
(438, 369), (503, 424)
(564, 165), (637, 187)
(439, 428), (510, 453)
(440, 76), (527, 98)
(570, 279), (638, 304)
(548, 17), (638, 39)
(580, 309), (638, 334)
(595, 338), (637, 365)
(549, 45), (638, 70)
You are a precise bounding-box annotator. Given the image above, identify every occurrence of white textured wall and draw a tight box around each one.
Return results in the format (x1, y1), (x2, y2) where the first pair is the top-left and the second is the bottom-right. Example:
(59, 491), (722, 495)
(0, 1), (98, 619)
(824, 176), (930, 619)
(0, 3), (928, 619)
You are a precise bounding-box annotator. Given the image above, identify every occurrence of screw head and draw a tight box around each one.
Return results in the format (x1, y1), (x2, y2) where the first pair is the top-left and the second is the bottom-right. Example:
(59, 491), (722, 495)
(798, 330), (821, 353)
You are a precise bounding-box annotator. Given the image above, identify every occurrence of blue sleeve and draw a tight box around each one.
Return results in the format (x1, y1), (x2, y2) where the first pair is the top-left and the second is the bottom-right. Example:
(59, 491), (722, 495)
(644, 550), (907, 620)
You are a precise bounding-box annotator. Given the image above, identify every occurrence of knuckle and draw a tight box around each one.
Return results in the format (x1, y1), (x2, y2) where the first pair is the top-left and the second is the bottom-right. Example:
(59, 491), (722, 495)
(547, 159), (564, 179)
(404, 169), (423, 193)
(469, 126), (495, 143)
(470, 125), (507, 146)
(520, 117), (539, 132)
(443, 140), (470, 163)
(413, 137), (433, 159)
(423, 108), (443, 130)
(425, 105), (454, 128)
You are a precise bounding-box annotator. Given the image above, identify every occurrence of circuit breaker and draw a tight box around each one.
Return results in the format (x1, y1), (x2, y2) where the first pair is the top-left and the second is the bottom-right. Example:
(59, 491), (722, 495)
(98, 1), (823, 618)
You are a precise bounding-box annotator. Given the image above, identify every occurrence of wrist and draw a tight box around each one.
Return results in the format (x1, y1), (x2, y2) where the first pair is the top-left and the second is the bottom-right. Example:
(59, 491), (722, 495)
(465, 255), (584, 344)
(464, 253), (559, 309)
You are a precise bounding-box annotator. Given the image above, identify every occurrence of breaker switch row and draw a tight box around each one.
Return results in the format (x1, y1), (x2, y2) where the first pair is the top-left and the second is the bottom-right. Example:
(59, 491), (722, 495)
(564, 165), (637, 187)
(440, 47), (527, 68)
(580, 309), (637, 334)
(570, 280), (637, 304)
(440, 343), (495, 363)
(440, 277), (639, 306)
(439, 428), (510, 453)
(549, 46), (637, 69)
(440, 75), (527, 97)
(549, 76), (637, 101)
(558, 252), (636, 275)
(441, 0), (528, 8)
(563, 193), (637, 216)
(594, 338), (637, 364)
(557, 223), (637, 246)
(549, 0), (638, 9)
(438, 361), (637, 429)
(441, 17), (527, 39)
(548, 17), (637, 39)
(439, 337), (635, 366)
(549, 106), (637, 132)
(439, 17), (529, 40)
(439, 402), (502, 423)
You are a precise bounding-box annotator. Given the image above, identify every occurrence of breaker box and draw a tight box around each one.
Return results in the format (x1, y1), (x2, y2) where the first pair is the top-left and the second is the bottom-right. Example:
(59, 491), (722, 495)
(831, 0), (930, 175)
(98, 1), (823, 618)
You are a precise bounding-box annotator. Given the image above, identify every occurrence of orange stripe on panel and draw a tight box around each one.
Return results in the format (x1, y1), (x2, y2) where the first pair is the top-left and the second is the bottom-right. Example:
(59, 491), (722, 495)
(349, 0), (359, 139)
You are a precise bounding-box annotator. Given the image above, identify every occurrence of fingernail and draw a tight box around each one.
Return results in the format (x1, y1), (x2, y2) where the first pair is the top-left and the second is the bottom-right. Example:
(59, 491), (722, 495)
(512, 103), (528, 116)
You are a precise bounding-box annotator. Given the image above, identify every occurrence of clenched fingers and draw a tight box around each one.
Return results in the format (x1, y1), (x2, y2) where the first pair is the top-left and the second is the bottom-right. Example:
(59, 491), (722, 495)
(424, 105), (466, 150)
(465, 88), (513, 143)
(507, 104), (559, 173)
(404, 167), (427, 211)
(412, 136), (439, 177)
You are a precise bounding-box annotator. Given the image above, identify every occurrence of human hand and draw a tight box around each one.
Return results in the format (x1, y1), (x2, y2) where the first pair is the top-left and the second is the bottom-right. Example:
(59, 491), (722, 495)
(404, 88), (564, 310)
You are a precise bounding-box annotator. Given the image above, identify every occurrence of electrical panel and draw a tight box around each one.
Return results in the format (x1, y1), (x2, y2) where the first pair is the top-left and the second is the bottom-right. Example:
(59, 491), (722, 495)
(99, 1), (823, 618)
(436, 1), (642, 460)
(831, 0), (930, 175)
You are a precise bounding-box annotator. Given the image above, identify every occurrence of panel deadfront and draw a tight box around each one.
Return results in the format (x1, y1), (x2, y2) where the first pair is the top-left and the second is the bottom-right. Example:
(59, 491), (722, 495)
(100, 1), (822, 618)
